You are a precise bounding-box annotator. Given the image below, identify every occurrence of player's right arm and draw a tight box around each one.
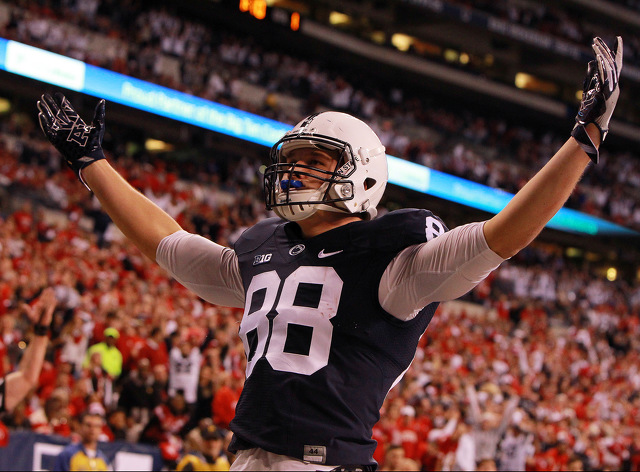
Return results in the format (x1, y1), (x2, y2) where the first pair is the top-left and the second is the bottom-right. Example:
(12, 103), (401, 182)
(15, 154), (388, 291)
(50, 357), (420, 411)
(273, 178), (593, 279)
(155, 230), (244, 308)
(37, 93), (181, 262)
(81, 160), (182, 261)
(37, 94), (244, 307)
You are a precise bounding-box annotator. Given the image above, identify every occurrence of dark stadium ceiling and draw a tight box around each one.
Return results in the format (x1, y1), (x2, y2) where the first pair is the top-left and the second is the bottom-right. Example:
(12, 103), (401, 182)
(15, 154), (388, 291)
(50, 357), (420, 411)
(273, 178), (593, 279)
(174, 0), (640, 135)
(287, 0), (639, 112)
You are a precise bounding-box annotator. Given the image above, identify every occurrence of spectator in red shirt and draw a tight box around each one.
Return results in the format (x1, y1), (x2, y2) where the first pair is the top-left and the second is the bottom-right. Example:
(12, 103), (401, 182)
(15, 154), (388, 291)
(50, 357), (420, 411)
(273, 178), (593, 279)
(116, 321), (147, 373)
(212, 372), (242, 430)
(139, 390), (190, 452)
(138, 326), (169, 369)
(30, 387), (72, 437)
(37, 360), (58, 401)
(395, 405), (426, 461)
(12, 201), (34, 235)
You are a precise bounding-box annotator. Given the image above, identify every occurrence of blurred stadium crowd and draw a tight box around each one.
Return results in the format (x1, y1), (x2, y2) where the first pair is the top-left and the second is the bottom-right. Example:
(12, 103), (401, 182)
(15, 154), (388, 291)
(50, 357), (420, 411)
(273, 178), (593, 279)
(0, 0), (640, 471)
(448, 0), (640, 67)
(3, 0), (640, 231)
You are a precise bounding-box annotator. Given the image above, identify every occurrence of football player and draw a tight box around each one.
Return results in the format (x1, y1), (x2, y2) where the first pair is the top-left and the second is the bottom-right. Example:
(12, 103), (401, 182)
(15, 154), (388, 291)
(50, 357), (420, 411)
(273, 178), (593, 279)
(1, 288), (56, 413)
(37, 37), (622, 470)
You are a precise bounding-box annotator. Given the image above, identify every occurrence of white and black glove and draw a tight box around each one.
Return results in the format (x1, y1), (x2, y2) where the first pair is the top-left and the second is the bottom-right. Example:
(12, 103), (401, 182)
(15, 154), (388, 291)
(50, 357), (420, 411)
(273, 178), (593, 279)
(571, 36), (623, 163)
(37, 92), (106, 190)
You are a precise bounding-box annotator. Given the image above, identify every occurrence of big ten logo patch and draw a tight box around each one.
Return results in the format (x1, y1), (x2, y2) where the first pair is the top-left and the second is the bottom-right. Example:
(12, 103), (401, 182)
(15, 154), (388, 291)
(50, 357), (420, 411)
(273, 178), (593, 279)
(253, 253), (272, 266)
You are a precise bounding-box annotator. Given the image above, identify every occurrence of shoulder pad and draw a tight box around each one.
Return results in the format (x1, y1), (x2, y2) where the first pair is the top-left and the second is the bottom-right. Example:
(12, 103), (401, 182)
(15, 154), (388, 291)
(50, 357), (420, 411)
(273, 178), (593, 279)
(233, 217), (283, 254)
(351, 209), (448, 251)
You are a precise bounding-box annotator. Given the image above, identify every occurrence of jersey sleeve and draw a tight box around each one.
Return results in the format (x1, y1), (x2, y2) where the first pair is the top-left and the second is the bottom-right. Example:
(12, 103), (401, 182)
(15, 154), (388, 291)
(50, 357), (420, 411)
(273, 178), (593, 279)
(379, 221), (505, 320)
(156, 230), (245, 308)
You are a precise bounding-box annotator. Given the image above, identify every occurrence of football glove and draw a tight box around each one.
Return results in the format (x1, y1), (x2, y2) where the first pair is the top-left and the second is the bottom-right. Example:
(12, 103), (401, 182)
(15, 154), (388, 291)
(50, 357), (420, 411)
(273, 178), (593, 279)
(571, 36), (623, 163)
(37, 92), (106, 190)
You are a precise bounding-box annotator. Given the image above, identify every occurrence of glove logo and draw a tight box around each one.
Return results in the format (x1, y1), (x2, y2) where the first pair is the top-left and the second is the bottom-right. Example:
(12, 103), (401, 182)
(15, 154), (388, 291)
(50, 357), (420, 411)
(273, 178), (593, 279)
(37, 93), (107, 190)
(570, 36), (623, 164)
(67, 118), (91, 147)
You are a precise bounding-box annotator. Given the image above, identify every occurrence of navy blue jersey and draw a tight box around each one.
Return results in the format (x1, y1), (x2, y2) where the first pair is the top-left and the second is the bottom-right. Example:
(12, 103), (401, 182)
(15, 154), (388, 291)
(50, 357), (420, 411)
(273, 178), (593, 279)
(229, 209), (447, 466)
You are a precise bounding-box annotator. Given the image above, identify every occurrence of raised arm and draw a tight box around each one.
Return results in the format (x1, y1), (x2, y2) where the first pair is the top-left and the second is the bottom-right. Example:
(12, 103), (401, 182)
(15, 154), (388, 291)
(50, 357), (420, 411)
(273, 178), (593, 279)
(37, 93), (181, 261)
(465, 383), (482, 424)
(4, 288), (56, 412)
(81, 160), (182, 261)
(483, 131), (593, 258)
(484, 36), (623, 259)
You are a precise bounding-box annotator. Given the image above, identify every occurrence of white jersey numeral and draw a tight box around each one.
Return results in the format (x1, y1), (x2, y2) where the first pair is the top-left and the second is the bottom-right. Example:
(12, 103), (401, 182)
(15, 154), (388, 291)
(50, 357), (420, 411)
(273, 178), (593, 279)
(240, 266), (343, 377)
(238, 271), (280, 378)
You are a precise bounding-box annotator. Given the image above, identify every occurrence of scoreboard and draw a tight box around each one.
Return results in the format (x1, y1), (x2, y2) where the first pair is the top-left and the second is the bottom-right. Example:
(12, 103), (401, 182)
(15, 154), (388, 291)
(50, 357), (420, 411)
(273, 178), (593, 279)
(238, 0), (301, 31)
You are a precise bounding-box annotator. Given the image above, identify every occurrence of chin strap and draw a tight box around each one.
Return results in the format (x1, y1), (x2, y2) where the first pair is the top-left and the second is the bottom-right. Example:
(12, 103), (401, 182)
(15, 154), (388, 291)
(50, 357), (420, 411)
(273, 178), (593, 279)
(315, 203), (375, 220)
(315, 203), (351, 214)
(275, 179), (374, 221)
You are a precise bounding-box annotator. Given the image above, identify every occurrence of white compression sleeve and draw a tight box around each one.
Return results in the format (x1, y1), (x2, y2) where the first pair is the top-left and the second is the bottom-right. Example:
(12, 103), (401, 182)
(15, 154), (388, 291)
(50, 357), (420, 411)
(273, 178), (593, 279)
(156, 230), (245, 308)
(379, 222), (505, 321)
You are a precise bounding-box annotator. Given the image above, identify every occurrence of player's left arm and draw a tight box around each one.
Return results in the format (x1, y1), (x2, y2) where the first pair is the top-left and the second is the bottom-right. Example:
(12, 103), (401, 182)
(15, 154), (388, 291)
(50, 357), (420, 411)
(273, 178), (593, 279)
(379, 221), (504, 319)
(3, 288), (56, 412)
(484, 36), (623, 259)
(381, 37), (622, 320)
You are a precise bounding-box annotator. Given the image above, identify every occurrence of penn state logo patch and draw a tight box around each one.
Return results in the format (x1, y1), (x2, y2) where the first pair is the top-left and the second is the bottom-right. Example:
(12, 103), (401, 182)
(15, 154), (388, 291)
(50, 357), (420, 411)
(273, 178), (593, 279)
(289, 244), (305, 256)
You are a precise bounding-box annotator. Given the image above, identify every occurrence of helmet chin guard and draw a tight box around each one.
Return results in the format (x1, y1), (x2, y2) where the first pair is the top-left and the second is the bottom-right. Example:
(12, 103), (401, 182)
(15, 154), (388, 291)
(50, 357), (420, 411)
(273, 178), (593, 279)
(264, 112), (387, 222)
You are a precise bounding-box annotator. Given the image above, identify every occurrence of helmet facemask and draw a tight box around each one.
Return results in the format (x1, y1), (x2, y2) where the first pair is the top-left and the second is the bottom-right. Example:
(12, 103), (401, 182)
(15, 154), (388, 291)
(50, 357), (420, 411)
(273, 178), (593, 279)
(264, 133), (357, 221)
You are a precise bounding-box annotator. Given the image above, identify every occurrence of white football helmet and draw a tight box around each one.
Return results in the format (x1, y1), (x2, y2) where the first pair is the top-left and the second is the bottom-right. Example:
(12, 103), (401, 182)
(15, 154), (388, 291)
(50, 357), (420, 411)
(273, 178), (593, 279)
(264, 111), (387, 221)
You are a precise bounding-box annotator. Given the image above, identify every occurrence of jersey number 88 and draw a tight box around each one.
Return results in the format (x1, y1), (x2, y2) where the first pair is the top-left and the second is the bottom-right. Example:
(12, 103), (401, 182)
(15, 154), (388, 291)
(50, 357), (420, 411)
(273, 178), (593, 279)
(239, 266), (343, 377)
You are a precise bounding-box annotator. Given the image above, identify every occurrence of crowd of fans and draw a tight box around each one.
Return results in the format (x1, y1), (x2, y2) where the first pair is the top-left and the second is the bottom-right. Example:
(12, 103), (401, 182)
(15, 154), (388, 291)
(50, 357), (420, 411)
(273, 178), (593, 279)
(605, 0), (640, 11)
(0, 1), (639, 471)
(448, 0), (640, 68)
(2, 0), (640, 232)
(0, 98), (639, 470)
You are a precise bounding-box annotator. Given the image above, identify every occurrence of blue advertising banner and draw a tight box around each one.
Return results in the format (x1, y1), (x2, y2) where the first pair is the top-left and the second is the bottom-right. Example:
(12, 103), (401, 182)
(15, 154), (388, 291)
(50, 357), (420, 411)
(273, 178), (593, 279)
(387, 156), (632, 236)
(1, 38), (289, 148)
(0, 37), (636, 236)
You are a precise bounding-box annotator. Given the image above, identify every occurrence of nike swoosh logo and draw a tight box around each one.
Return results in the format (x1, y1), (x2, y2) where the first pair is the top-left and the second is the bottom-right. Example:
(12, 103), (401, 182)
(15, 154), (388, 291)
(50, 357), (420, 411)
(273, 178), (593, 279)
(318, 249), (344, 258)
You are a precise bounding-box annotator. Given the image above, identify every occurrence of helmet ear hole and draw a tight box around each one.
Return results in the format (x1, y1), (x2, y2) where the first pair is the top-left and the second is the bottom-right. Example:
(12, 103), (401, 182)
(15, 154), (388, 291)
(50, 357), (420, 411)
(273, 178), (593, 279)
(364, 178), (377, 190)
